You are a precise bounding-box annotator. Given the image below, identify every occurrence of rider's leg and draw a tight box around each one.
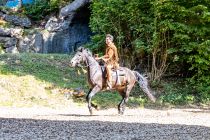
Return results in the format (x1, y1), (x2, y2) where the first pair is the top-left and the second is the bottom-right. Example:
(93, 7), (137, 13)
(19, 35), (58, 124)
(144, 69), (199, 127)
(106, 64), (112, 89)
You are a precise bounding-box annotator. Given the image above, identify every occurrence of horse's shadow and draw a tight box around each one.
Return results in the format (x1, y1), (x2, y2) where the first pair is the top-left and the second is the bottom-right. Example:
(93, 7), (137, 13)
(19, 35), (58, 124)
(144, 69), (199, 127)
(1, 117), (210, 139)
(57, 113), (139, 117)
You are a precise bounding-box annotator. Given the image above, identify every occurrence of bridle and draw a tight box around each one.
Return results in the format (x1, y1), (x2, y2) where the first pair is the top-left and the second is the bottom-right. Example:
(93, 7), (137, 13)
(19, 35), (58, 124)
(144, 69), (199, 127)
(73, 50), (94, 68)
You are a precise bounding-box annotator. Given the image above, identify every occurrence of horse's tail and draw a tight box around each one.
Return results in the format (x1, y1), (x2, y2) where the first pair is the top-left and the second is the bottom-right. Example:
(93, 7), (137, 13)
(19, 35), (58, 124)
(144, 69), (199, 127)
(133, 71), (156, 102)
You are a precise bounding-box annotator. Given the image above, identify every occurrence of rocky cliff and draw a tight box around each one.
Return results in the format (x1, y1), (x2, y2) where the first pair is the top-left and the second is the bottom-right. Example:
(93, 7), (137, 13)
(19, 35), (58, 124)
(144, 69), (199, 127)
(0, 0), (92, 54)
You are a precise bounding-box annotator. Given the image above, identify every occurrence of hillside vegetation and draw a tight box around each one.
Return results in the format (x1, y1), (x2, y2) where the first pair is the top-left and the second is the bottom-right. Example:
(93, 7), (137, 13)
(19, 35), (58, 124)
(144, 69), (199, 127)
(0, 53), (85, 108)
(1, 53), (208, 109)
(0, 53), (128, 109)
(90, 0), (210, 103)
(1, 0), (209, 108)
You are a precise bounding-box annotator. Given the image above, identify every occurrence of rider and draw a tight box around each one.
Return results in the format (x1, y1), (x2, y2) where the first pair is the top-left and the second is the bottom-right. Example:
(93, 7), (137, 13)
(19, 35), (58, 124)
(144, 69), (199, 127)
(95, 34), (119, 89)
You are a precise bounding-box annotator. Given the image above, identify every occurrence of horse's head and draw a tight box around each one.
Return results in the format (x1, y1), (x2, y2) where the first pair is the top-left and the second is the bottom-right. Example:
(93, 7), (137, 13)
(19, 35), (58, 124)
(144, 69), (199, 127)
(70, 47), (92, 67)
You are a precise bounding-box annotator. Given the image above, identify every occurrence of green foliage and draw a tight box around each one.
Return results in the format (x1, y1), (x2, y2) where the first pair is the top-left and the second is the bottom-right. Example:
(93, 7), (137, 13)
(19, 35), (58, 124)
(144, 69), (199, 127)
(90, 0), (210, 104)
(188, 40), (210, 102)
(90, 0), (153, 62)
(158, 80), (196, 105)
(22, 0), (71, 20)
(0, 53), (87, 107)
(128, 97), (147, 107)
(0, 53), (207, 108)
(23, 0), (51, 20)
(92, 92), (121, 109)
(160, 93), (195, 105)
(92, 92), (148, 109)
(0, 53), (149, 108)
(158, 1), (210, 103)
(0, 53), (85, 88)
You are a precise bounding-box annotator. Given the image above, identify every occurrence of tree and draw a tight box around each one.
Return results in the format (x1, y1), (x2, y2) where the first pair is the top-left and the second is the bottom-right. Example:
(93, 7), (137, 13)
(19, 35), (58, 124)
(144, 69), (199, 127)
(89, 0), (210, 99)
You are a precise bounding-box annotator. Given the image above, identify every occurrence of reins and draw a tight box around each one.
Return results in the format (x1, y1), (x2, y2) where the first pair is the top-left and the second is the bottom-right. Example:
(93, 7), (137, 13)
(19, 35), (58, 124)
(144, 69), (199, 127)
(76, 53), (96, 73)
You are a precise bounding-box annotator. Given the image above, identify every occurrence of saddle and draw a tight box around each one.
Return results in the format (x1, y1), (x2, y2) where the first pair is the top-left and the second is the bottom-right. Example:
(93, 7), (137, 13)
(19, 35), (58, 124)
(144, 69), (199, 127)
(101, 66), (126, 87)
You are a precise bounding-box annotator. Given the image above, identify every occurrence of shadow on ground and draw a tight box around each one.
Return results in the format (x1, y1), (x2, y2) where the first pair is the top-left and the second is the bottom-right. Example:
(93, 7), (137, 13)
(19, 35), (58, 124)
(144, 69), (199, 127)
(0, 117), (209, 139)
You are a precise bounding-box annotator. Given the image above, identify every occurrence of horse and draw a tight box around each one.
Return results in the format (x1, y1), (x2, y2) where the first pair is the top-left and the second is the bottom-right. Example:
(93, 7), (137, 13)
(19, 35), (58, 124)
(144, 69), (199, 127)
(70, 47), (156, 115)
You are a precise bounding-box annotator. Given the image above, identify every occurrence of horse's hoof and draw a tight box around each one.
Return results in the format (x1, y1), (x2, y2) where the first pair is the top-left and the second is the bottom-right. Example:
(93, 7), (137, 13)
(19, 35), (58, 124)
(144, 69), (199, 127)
(96, 106), (100, 111)
(118, 111), (124, 115)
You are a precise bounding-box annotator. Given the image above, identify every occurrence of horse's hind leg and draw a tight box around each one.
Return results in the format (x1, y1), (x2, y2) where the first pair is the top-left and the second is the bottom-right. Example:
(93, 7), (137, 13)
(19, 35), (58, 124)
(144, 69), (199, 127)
(86, 85), (101, 115)
(118, 93), (128, 115)
(118, 83), (135, 115)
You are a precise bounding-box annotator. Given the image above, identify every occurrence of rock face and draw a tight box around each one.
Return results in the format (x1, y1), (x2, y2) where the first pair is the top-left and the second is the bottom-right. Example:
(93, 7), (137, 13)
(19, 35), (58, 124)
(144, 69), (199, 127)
(0, 36), (18, 53)
(0, 27), (23, 53)
(42, 30), (71, 53)
(59, 0), (91, 19)
(0, 27), (43, 53)
(0, 11), (32, 28)
(45, 17), (70, 32)
(43, 24), (91, 54)
(33, 33), (43, 53)
(0, 27), (23, 37)
(0, 0), (92, 54)
(68, 5), (92, 53)
(43, 4), (92, 54)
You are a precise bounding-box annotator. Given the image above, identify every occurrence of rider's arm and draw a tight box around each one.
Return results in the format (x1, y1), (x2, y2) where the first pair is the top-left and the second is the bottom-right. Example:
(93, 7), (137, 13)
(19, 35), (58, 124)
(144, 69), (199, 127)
(95, 48), (114, 62)
(102, 49), (114, 62)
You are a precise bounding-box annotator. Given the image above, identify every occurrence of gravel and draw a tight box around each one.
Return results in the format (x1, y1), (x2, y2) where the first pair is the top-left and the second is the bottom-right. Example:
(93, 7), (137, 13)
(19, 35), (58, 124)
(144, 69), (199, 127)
(0, 106), (210, 140)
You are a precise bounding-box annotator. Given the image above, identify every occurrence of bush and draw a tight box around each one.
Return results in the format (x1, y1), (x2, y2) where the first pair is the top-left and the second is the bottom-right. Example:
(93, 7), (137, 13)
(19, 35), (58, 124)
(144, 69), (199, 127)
(89, 0), (210, 104)
(158, 80), (196, 105)
(22, 0), (71, 21)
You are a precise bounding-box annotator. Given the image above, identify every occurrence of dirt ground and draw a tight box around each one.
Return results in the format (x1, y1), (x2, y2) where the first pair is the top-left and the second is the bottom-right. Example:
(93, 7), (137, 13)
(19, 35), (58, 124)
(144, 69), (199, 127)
(0, 106), (210, 140)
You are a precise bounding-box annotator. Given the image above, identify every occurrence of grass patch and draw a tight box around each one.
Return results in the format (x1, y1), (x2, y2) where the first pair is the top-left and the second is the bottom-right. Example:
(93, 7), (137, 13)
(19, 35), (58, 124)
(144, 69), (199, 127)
(92, 92), (121, 109)
(0, 53), (86, 108)
(0, 53), (204, 109)
(154, 78), (198, 107)
(0, 53), (153, 109)
(0, 53), (86, 88)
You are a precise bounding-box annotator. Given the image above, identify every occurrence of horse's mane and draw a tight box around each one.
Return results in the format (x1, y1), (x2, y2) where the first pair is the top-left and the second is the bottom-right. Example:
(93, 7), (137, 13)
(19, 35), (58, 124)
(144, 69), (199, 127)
(77, 46), (92, 57)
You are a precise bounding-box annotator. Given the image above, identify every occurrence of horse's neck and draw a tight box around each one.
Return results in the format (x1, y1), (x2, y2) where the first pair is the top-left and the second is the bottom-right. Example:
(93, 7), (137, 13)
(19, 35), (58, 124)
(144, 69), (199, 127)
(85, 55), (100, 70)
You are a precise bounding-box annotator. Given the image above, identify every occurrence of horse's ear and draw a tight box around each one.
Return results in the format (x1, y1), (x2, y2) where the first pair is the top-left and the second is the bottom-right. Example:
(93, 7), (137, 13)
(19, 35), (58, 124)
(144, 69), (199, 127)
(77, 46), (84, 52)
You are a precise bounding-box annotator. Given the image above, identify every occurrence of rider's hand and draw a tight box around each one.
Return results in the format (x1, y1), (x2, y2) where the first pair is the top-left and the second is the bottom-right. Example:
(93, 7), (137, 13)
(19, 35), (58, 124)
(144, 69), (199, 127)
(94, 54), (99, 59)
(101, 57), (108, 62)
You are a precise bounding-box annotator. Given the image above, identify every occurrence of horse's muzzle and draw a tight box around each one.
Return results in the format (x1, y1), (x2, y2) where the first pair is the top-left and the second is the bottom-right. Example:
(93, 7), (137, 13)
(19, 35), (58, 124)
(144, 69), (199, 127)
(70, 61), (76, 67)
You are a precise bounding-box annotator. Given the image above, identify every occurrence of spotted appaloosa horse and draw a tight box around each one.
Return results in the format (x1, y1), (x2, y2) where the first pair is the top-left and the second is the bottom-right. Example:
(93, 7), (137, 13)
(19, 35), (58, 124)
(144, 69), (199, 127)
(70, 47), (156, 115)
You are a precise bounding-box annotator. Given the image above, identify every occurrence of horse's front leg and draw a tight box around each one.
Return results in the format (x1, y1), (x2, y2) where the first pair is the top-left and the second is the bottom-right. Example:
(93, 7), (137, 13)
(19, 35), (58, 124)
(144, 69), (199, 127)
(118, 94), (128, 115)
(86, 85), (101, 115)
